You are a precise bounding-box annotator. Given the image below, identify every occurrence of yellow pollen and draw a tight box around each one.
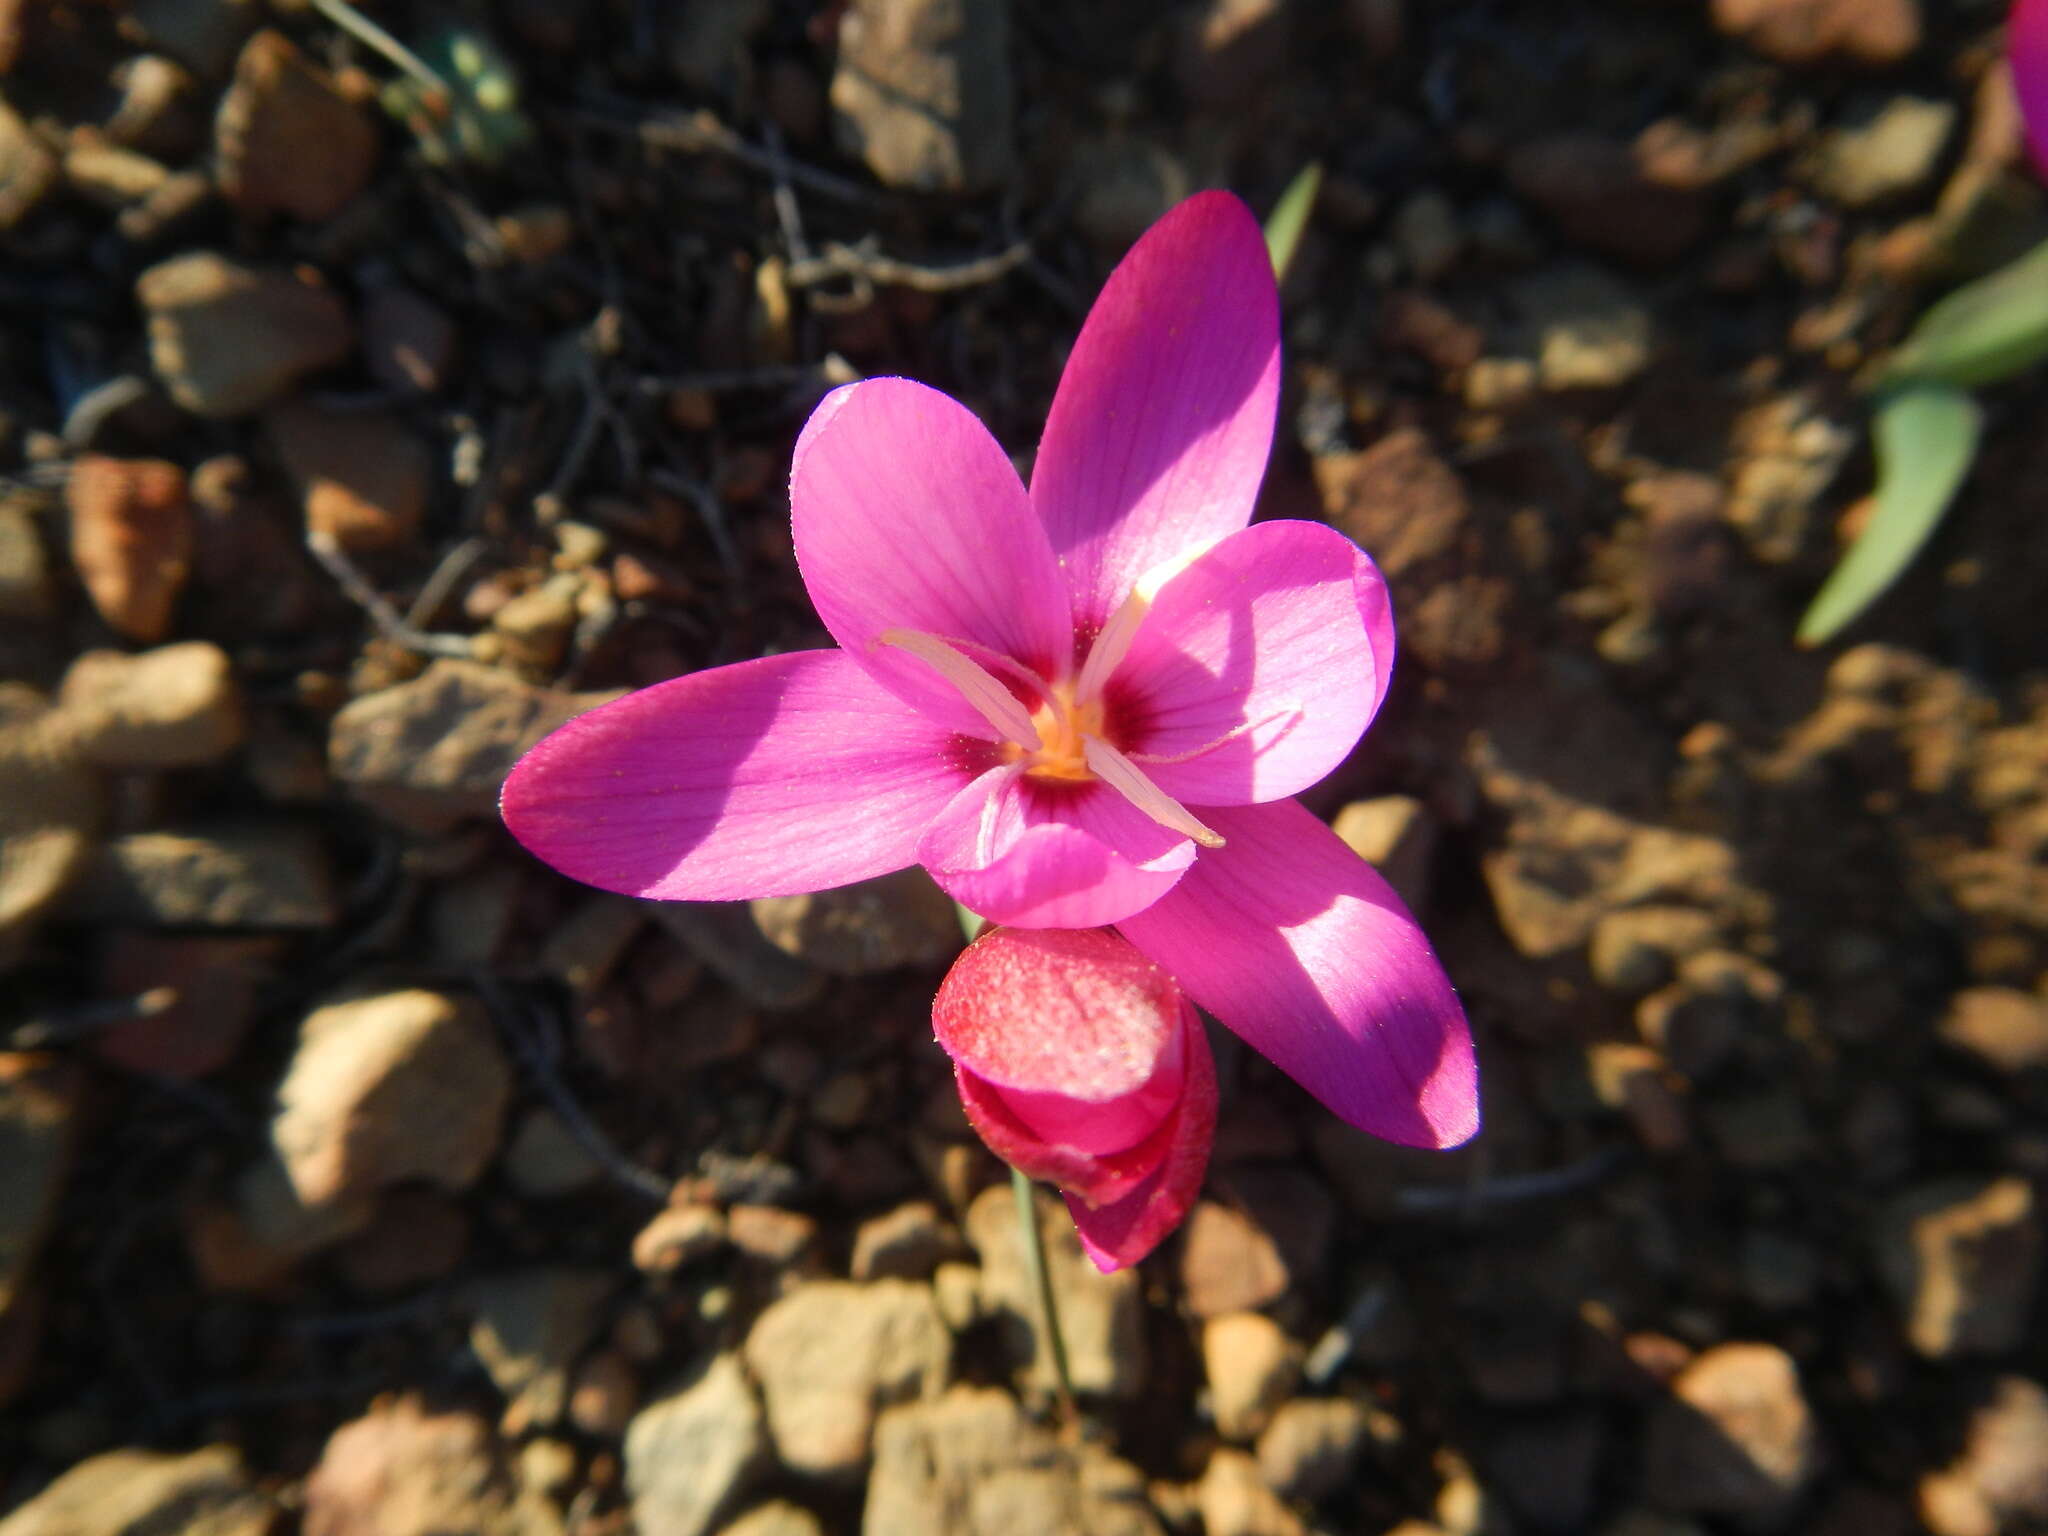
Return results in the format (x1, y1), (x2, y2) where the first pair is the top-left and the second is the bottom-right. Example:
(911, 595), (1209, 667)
(1003, 686), (1104, 782)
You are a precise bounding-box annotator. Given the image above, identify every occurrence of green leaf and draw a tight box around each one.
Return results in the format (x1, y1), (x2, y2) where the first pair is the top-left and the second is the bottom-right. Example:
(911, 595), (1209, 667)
(1877, 237), (2048, 391)
(1798, 384), (1982, 647)
(1264, 162), (1323, 283)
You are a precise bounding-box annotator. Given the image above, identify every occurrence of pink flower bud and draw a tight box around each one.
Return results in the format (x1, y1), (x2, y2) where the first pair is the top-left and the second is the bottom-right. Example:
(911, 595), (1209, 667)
(2019, 0), (2048, 176)
(933, 926), (1217, 1271)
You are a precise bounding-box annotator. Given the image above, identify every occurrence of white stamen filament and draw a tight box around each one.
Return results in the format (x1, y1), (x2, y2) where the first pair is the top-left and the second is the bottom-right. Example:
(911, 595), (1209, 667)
(879, 629), (1042, 747)
(1129, 703), (1304, 766)
(1082, 736), (1225, 848)
(1073, 538), (1222, 705)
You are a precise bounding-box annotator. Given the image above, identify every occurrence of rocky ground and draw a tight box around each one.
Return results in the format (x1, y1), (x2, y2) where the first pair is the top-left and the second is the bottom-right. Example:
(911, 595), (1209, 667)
(2, 0), (2046, 1533)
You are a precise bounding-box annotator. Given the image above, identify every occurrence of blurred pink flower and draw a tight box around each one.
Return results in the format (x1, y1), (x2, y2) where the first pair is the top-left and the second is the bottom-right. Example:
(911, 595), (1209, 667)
(503, 190), (1477, 1154)
(2017, 0), (2048, 174)
(935, 926), (1216, 1270)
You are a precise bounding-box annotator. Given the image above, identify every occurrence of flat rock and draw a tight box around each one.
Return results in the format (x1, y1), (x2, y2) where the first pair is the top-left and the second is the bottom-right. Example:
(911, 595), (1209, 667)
(751, 867), (959, 976)
(266, 400), (431, 553)
(467, 1267), (616, 1432)
(625, 1354), (770, 1536)
(61, 822), (337, 928)
(1711, 0), (1920, 66)
(1810, 96), (1955, 207)
(271, 988), (512, 1208)
(742, 1279), (951, 1477)
(850, 1200), (961, 1282)
(966, 1184), (1145, 1398)
(304, 1394), (558, 1536)
(0, 1444), (272, 1536)
(1874, 1177), (2041, 1358)
(831, 0), (1013, 194)
(64, 455), (191, 643)
(632, 1203), (728, 1274)
(0, 497), (52, 621)
(216, 29), (377, 221)
(1255, 1397), (1371, 1504)
(1198, 1447), (1307, 1536)
(0, 99), (56, 230)
(1589, 906), (1720, 995)
(1939, 988), (2048, 1074)
(1203, 1312), (1297, 1442)
(1918, 1376), (2048, 1536)
(58, 642), (242, 769)
(1331, 796), (1437, 913)
(716, 1504), (824, 1536)
(328, 660), (616, 832)
(1513, 264), (1654, 391)
(1176, 1201), (1291, 1319)
(1722, 392), (1855, 565)
(137, 252), (353, 419)
(1643, 1342), (1818, 1521)
(0, 1055), (77, 1317)
(0, 707), (102, 937)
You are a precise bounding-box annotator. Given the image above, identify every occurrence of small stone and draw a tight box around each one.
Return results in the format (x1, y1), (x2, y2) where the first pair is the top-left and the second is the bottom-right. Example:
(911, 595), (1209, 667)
(58, 642), (242, 769)
(1507, 135), (1707, 267)
(1918, 1377), (2048, 1536)
(504, 1107), (604, 1198)
(1587, 1043), (1689, 1154)
(726, 1204), (820, 1270)
(272, 988), (512, 1208)
(1723, 393), (1856, 566)
(1940, 988), (2048, 1074)
(62, 131), (171, 208)
(1177, 1201), (1291, 1318)
(215, 29), (377, 221)
(64, 454), (191, 642)
(1203, 1312), (1297, 1442)
(137, 253), (353, 419)
(1874, 1177), (2041, 1358)
(467, 1267), (615, 1431)
(0, 1055), (78, 1316)
(361, 284), (455, 395)
(0, 710), (103, 937)
(0, 1445), (271, 1536)
(1331, 796), (1438, 912)
(103, 54), (203, 158)
(1198, 1447), (1308, 1536)
(570, 1348), (640, 1438)
(716, 1503), (824, 1536)
(267, 401), (431, 554)
(751, 867), (959, 976)
(831, 0), (1014, 194)
(1255, 1397), (1370, 1504)
(1513, 264), (1654, 391)
(1643, 1342), (1818, 1520)
(186, 1151), (373, 1291)
(305, 1394), (548, 1536)
(1711, 0), (1920, 67)
(632, 1203), (729, 1275)
(625, 1354), (770, 1536)
(742, 1279), (951, 1476)
(63, 822), (337, 929)
(1811, 96), (1955, 208)
(851, 1200), (960, 1282)
(967, 1184), (1145, 1398)
(0, 99), (57, 230)
(329, 660), (617, 833)
(0, 497), (51, 620)
(1590, 907), (1720, 994)
(335, 1187), (468, 1294)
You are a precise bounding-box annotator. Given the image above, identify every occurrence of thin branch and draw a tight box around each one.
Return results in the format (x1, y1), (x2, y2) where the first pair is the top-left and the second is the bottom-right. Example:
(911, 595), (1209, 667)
(304, 531), (475, 658)
(570, 101), (880, 207)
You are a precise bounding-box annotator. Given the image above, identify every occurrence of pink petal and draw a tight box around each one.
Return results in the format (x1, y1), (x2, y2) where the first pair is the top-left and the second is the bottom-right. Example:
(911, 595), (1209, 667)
(2016, 0), (2048, 177)
(791, 378), (1074, 731)
(1113, 519), (1393, 806)
(1117, 799), (1479, 1149)
(955, 1064), (1182, 1208)
(1067, 1019), (1217, 1272)
(1031, 191), (1282, 633)
(501, 650), (976, 901)
(919, 767), (1194, 929)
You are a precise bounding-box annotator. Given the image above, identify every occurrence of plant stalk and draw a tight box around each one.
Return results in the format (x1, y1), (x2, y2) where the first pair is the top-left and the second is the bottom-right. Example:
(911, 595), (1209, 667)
(1010, 1164), (1077, 1418)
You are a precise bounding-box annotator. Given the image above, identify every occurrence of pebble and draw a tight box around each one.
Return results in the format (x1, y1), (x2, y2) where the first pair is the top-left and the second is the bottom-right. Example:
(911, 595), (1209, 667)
(1203, 1312), (1298, 1442)
(304, 1395), (551, 1536)
(1588, 907), (1720, 995)
(1643, 1343), (1817, 1520)
(726, 1203), (820, 1269)
(64, 454), (191, 642)
(361, 284), (456, 395)
(625, 1354), (770, 1536)
(0, 1055), (78, 1317)
(0, 99), (56, 230)
(266, 401), (431, 553)
(62, 822), (337, 929)
(966, 1184), (1146, 1398)
(1711, 0), (1920, 67)
(62, 131), (171, 209)
(0, 706), (103, 937)
(58, 642), (242, 769)
(0, 497), (51, 620)
(184, 1150), (373, 1292)
(830, 0), (1014, 194)
(1722, 392), (1856, 565)
(467, 1267), (616, 1432)
(1512, 264), (1654, 392)
(569, 1348), (640, 1438)
(632, 1203), (729, 1275)
(1874, 1176), (2041, 1358)
(1177, 1201), (1292, 1318)
(1331, 796), (1438, 912)
(1918, 1376), (2048, 1536)
(1198, 1447), (1308, 1536)
(1811, 96), (1956, 208)
(1507, 135), (1707, 268)
(715, 1504), (824, 1536)
(850, 1200), (960, 1282)
(102, 54), (202, 159)
(1586, 1042), (1690, 1153)
(504, 1107), (605, 1198)
(1939, 988), (2048, 1075)
(271, 988), (511, 1208)
(215, 29), (377, 221)
(750, 867), (960, 976)
(94, 931), (277, 1078)
(136, 252), (353, 418)
(335, 1186), (468, 1295)
(741, 1279), (951, 1476)
(0, 1444), (272, 1536)
(1254, 1397), (1371, 1504)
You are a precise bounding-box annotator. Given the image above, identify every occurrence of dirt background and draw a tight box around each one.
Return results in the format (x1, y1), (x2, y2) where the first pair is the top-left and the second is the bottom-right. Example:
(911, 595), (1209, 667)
(1, 1), (2046, 1533)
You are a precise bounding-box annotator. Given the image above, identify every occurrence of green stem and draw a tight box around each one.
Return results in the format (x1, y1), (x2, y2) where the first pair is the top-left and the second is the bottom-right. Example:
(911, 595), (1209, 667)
(1010, 1164), (1077, 1418)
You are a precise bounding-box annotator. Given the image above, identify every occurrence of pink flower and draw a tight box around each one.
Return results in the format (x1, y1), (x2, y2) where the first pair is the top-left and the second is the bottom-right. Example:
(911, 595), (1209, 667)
(934, 926), (1216, 1270)
(2016, 0), (2048, 175)
(502, 191), (1478, 1154)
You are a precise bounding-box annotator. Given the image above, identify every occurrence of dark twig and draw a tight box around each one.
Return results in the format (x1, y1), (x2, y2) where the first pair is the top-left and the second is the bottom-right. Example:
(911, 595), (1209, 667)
(570, 101), (880, 207)
(648, 466), (742, 586)
(1393, 1147), (1626, 1217)
(9, 988), (175, 1050)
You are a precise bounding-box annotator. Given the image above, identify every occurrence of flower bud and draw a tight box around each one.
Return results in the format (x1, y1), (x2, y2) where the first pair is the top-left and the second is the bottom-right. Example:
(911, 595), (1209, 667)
(933, 926), (1216, 1271)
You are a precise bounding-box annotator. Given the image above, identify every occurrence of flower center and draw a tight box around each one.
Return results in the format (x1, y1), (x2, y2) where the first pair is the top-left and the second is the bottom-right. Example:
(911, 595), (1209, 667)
(1008, 685), (1103, 782)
